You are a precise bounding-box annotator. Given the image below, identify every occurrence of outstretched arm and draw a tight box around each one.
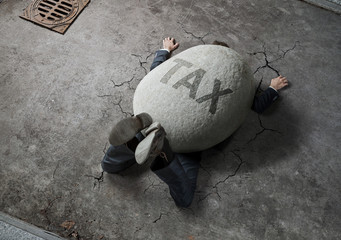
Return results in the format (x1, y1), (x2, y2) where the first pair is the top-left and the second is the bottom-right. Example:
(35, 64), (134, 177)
(150, 37), (179, 71)
(252, 76), (289, 114)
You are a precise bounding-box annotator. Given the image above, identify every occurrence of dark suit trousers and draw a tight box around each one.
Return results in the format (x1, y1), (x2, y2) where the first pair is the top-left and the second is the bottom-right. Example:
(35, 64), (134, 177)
(101, 138), (200, 208)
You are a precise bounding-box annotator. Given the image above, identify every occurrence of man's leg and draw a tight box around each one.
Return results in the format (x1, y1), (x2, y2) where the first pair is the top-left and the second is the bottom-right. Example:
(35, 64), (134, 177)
(102, 133), (145, 173)
(150, 141), (201, 208)
(102, 113), (152, 173)
(102, 144), (135, 173)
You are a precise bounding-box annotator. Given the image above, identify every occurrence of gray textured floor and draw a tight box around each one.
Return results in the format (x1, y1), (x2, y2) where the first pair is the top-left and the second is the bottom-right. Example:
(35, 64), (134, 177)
(0, 0), (340, 239)
(302, 0), (341, 14)
(0, 212), (64, 240)
(1, 221), (43, 240)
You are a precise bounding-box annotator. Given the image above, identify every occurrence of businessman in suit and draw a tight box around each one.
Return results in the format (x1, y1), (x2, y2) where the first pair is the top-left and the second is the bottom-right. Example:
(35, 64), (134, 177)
(102, 37), (289, 207)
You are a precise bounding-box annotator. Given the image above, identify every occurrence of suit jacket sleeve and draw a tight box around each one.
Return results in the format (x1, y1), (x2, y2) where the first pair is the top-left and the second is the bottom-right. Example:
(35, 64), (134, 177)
(251, 87), (279, 114)
(150, 50), (170, 71)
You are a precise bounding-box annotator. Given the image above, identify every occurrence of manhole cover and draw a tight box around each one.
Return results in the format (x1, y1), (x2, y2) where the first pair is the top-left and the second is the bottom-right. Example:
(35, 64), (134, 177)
(20, 0), (90, 34)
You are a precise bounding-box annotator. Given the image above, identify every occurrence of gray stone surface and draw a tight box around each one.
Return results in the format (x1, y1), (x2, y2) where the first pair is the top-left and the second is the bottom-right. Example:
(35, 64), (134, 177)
(0, 211), (64, 240)
(302, 0), (341, 14)
(1, 221), (43, 240)
(329, 0), (341, 5)
(0, 0), (340, 239)
(134, 45), (255, 152)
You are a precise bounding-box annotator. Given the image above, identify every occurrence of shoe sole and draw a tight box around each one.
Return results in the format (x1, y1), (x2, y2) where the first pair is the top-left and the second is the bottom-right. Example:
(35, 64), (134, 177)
(108, 117), (143, 146)
(108, 113), (152, 146)
(135, 129), (165, 165)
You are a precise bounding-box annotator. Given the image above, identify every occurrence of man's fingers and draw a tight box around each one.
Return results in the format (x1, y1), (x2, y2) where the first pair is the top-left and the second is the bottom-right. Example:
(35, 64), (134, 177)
(277, 76), (288, 83)
(162, 37), (179, 52)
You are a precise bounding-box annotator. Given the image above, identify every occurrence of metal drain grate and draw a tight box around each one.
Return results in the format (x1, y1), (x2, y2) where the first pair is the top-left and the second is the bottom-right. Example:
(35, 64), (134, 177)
(20, 0), (90, 34)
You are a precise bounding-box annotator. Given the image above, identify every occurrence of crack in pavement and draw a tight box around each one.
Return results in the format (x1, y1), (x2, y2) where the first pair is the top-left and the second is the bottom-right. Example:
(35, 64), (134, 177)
(198, 151), (245, 203)
(97, 94), (113, 98)
(132, 221), (148, 239)
(106, 52), (154, 93)
(97, 94), (132, 118)
(98, 52), (153, 119)
(153, 212), (170, 223)
(102, 142), (108, 155)
(132, 222), (148, 240)
(110, 76), (136, 90)
(199, 163), (212, 176)
(40, 196), (62, 225)
(134, 226), (143, 234)
(198, 192), (217, 203)
(133, 226), (144, 239)
(52, 157), (60, 179)
(85, 171), (104, 190)
(178, 21), (210, 44)
(275, 41), (300, 61)
(213, 151), (245, 188)
(247, 114), (282, 144)
(131, 53), (154, 75)
(249, 41), (299, 76)
(113, 97), (133, 117)
(144, 175), (162, 194)
(98, 76), (135, 97)
(197, 43), (299, 205)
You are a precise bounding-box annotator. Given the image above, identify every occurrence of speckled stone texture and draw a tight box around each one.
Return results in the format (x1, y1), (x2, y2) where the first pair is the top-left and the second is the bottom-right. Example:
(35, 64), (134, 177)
(134, 45), (255, 152)
(0, 221), (43, 240)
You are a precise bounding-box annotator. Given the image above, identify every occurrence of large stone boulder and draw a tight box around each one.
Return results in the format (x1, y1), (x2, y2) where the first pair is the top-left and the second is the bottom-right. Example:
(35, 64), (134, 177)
(133, 45), (255, 153)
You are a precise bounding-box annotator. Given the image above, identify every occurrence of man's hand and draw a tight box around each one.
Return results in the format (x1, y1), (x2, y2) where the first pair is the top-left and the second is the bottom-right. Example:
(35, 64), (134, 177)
(163, 37), (179, 52)
(270, 75), (289, 91)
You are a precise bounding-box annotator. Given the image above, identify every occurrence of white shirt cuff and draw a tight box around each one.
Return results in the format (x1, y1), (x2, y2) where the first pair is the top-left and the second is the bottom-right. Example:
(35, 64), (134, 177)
(160, 49), (170, 53)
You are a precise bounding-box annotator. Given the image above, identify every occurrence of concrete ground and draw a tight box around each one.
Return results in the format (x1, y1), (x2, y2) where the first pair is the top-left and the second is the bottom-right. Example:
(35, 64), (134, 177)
(0, 0), (340, 239)
(1, 211), (64, 240)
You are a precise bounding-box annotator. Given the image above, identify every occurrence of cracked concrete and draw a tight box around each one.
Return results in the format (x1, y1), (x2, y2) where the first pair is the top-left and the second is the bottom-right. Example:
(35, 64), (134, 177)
(197, 149), (246, 203)
(40, 196), (63, 227)
(131, 53), (154, 75)
(249, 41), (300, 76)
(1, 0), (341, 239)
(178, 22), (211, 44)
(143, 175), (163, 194)
(213, 151), (245, 188)
(152, 212), (170, 223)
(247, 115), (282, 143)
(85, 171), (104, 190)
